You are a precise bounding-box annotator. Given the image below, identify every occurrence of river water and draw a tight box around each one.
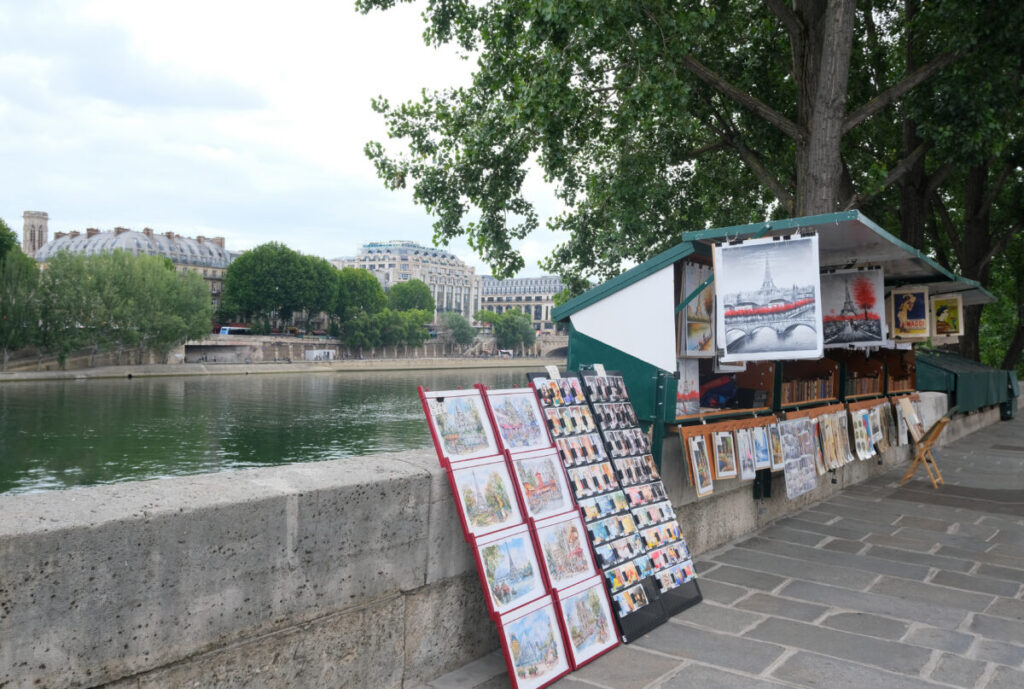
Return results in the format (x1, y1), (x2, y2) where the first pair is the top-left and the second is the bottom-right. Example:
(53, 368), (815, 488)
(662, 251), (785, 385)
(0, 368), (532, 495)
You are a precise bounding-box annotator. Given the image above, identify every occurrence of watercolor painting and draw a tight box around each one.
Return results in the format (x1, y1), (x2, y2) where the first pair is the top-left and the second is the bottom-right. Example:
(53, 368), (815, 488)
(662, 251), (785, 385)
(488, 389), (551, 453)
(752, 426), (772, 470)
(478, 527), (544, 614)
(713, 430), (738, 479)
(714, 235), (823, 362)
(536, 515), (595, 589)
(513, 451), (573, 519)
(676, 358), (701, 417)
(452, 460), (522, 537)
(735, 428), (757, 480)
(501, 601), (570, 689)
(821, 268), (886, 347)
(559, 579), (617, 667)
(681, 261), (715, 356)
(424, 390), (498, 462)
(688, 434), (714, 497)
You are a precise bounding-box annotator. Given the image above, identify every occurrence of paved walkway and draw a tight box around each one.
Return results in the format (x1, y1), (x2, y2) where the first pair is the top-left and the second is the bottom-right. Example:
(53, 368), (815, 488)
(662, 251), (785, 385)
(430, 414), (1024, 689)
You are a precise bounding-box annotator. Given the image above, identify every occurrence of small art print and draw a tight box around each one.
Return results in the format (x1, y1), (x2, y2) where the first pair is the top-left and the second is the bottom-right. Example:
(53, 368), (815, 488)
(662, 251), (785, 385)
(714, 235), (824, 362)
(687, 434), (714, 497)
(476, 525), (545, 616)
(486, 388), (551, 454)
(499, 597), (570, 689)
(450, 457), (523, 538)
(676, 358), (700, 417)
(422, 389), (498, 463)
(712, 431), (738, 479)
(511, 450), (574, 519)
(535, 513), (596, 590)
(557, 577), (618, 669)
(931, 294), (964, 337)
(821, 268), (886, 347)
(890, 286), (930, 339)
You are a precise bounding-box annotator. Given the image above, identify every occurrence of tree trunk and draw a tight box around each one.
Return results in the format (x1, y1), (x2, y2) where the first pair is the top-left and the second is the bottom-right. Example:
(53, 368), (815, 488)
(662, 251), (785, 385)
(793, 0), (858, 215)
(899, 0), (927, 250)
(957, 163), (993, 362)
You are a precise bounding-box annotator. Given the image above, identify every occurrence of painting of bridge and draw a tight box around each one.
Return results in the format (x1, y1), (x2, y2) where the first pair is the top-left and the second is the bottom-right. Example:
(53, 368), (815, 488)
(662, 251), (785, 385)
(714, 235), (823, 362)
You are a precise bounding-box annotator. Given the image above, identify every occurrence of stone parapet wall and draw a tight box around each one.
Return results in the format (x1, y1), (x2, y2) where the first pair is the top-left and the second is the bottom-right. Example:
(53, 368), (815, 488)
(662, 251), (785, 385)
(0, 392), (1007, 688)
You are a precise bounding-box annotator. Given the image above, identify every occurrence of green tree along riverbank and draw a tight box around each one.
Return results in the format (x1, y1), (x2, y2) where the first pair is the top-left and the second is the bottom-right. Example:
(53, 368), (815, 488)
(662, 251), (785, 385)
(0, 240), (212, 371)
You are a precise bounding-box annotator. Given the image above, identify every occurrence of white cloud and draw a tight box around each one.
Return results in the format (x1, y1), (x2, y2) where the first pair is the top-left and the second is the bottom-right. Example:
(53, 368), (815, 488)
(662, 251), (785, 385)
(0, 0), (567, 275)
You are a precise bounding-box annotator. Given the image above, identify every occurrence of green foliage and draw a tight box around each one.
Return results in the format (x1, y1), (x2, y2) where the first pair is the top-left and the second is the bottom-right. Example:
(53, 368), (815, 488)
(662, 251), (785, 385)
(388, 279), (435, 312)
(341, 307), (431, 350)
(473, 309), (498, 325)
(0, 249), (40, 369)
(222, 242), (308, 322)
(300, 254), (340, 320)
(0, 217), (16, 265)
(492, 309), (536, 351)
(336, 267), (387, 321)
(439, 311), (477, 346)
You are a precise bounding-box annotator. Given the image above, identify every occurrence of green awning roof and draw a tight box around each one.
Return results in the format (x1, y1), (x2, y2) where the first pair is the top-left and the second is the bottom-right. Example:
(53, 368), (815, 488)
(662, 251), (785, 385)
(917, 349), (1014, 413)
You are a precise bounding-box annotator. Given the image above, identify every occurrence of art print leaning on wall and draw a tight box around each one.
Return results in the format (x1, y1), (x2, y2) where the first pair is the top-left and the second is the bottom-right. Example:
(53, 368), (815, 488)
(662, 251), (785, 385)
(713, 235), (823, 362)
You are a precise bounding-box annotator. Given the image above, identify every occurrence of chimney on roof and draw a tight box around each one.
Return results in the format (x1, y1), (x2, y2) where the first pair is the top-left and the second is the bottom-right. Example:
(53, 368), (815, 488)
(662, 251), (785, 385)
(86, 228), (100, 238)
(54, 231), (67, 240)
(114, 226), (130, 236)
(68, 230), (81, 238)
(164, 231), (175, 239)
(196, 236), (205, 244)
(213, 237), (225, 248)
(142, 228), (154, 238)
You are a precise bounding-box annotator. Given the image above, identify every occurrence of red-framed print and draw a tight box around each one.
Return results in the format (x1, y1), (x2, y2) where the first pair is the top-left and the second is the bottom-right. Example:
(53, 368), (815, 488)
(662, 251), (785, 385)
(472, 523), (547, 618)
(495, 595), (572, 689)
(508, 448), (576, 521)
(419, 386), (499, 466)
(533, 511), (598, 592)
(553, 575), (620, 669)
(480, 386), (553, 455)
(448, 454), (524, 540)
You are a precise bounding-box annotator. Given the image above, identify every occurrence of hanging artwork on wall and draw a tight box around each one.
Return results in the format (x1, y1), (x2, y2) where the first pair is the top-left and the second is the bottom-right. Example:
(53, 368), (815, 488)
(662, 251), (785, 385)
(421, 388), (499, 464)
(931, 293), (964, 337)
(889, 286), (930, 340)
(686, 433), (714, 497)
(680, 261), (715, 357)
(768, 424), (786, 471)
(820, 267), (886, 347)
(713, 235), (823, 362)
(712, 430), (738, 479)
(751, 426), (772, 470)
(676, 358), (700, 417)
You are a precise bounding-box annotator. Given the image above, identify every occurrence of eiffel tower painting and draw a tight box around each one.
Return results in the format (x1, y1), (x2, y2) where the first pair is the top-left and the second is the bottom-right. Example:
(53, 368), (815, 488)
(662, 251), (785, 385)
(820, 268), (885, 346)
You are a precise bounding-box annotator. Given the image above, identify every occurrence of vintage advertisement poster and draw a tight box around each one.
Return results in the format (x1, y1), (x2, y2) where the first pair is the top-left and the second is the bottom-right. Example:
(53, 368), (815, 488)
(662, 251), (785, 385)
(889, 286), (930, 339)
(680, 261), (715, 357)
(820, 268), (887, 347)
(931, 293), (965, 337)
(714, 235), (823, 362)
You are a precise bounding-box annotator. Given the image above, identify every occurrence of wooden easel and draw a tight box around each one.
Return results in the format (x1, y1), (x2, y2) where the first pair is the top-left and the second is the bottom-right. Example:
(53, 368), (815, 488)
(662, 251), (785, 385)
(897, 397), (949, 489)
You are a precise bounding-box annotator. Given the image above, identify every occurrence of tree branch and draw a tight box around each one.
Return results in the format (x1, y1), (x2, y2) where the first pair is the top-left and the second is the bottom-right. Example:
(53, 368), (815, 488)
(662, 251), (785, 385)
(677, 138), (730, 161)
(930, 192), (963, 257)
(924, 162), (953, 197)
(762, 0), (802, 38)
(842, 142), (931, 209)
(975, 221), (1023, 276)
(842, 52), (959, 134)
(924, 216), (953, 271)
(980, 159), (1016, 215)
(679, 53), (803, 140)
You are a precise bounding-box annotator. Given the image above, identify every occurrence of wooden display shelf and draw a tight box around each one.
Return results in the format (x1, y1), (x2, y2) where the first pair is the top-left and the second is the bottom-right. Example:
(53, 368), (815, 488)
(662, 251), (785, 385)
(827, 349), (885, 400)
(877, 349), (917, 395)
(674, 362), (775, 423)
(675, 406), (773, 423)
(777, 359), (839, 408)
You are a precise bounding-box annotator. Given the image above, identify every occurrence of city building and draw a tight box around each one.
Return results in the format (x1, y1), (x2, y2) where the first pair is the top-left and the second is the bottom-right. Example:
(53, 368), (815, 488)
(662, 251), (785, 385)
(22, 211), (49, 257)
(333, 240), (482, 320)
(479, 274), (565, 333)
(34, 225), (232, 309)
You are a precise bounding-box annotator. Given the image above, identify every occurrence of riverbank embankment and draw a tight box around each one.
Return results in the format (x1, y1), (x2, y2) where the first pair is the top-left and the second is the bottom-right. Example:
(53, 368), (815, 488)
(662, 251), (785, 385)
(0, 356), (568, 383)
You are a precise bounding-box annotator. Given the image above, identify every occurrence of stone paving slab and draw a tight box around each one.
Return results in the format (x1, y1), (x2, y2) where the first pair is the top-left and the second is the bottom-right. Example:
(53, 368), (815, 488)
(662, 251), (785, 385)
(426, 416), (1024, 689)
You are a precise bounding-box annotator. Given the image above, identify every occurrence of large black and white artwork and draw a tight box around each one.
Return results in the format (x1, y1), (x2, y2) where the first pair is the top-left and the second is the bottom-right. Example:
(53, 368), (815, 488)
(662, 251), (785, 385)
(713, 235), (823, 362)
(820, 268), (886, 347)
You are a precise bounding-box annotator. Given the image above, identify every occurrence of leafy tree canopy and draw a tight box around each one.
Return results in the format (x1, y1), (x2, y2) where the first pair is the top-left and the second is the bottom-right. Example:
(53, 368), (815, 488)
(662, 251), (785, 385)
(0, 248), (40, 370)
(439, 311), (477, 346)
(492, 309), (536, 351)
(388, 278), (435, 312)
(337, 267), (387, 321)
(0, 217), (17, 265)
(223, 242), (316, 322)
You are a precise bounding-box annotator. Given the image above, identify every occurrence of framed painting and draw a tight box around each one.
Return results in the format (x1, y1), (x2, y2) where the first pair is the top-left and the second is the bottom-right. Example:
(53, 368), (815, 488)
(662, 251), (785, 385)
(768, 424), (785, 471)
(735, 428), (757, 480)
(676, 358), (701, 417)
(821, 267), (886, 347)
(680, 260), (715, 357)
(420, 387), (499, 465)
(889, 286), (930, 340)
(554, 575), (620, 669)
(931, 293), (964, 337)
(534, 512), (598, 591)
(449, 455), (524, 539)
(687, 433), (714, 497)
(484, 387), (552, 454)
(714, 235), (823, 362)
(509, 448), (575, 520)
(712, 430), (738, 479)
(496, 596), (571, 689)
(751, 425), (772, 470)
(473, 523), (546, 617)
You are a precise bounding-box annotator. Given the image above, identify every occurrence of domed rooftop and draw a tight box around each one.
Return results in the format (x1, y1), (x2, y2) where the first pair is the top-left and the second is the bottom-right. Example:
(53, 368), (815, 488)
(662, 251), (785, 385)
(35, 228), (231, 269)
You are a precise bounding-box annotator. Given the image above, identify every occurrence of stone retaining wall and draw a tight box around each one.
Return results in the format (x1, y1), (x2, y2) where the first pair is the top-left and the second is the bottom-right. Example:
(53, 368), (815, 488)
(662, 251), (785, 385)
(0, 393), (1006, 689)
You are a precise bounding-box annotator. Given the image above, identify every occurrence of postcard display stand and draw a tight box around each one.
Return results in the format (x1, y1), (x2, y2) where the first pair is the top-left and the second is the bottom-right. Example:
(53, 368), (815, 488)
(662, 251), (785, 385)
(531, 370), (702, 642)
(419, 385), (619, 689)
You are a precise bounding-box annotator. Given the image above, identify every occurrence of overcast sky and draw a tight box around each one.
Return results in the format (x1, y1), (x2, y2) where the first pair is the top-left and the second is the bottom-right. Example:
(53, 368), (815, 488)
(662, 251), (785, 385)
(0, 0), (563, 276)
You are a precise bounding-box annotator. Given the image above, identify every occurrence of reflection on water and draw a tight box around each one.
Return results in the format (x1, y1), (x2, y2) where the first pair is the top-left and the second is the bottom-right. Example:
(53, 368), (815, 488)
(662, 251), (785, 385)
(0, 369), (529, 495)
